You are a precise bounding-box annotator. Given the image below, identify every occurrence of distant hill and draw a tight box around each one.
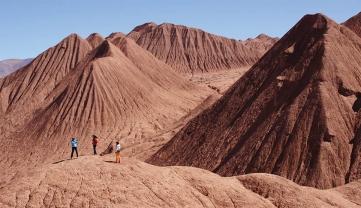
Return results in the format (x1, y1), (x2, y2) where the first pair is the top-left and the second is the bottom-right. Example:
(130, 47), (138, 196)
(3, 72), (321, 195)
(128, 22), (277, 73)
(0, 58), (32, 77)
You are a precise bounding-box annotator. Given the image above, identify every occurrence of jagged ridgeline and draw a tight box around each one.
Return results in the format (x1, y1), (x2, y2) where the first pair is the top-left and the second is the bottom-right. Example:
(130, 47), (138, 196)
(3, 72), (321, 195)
(127, 22), (277, 73)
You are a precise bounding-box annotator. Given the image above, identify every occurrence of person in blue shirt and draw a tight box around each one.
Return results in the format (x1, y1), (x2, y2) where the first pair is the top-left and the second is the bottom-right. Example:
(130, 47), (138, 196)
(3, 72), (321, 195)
(70, 137), (79, 159)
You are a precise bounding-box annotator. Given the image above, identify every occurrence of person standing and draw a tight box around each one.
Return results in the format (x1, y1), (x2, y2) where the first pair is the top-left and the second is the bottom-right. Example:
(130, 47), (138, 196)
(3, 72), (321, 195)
(115, 141), (121, 163)
(92, 135), (99, 155)
(71, 137), (79, 159)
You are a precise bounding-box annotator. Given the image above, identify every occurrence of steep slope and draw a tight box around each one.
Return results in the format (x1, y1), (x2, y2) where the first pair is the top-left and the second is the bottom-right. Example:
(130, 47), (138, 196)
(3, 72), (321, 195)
(0, 34), (92, 145)
(0, 34), (92, 115)
(343, 12), (361, 38)
(149, 14), (361, 189)
(1, 156), (361, 208)
(0, 37), (209, 173)
(127, 22), (276, 73)
(0, 58), (32, 77)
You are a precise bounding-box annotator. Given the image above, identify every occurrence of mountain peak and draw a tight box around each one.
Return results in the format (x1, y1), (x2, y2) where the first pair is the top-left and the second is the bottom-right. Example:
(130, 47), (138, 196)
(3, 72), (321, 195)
(106, 32), (126, 42)
(86, 33), (104, 48)
(255, 33), (271, 39)
(131, 22), (157, 32)
(343, 11), (361, 38)
(61, 33), (83, 42)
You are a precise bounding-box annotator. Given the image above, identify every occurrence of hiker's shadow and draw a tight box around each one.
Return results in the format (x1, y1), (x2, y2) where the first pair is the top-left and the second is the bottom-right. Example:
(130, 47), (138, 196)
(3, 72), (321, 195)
(104, 160), (117, 163)
(52, 158), (72, 164)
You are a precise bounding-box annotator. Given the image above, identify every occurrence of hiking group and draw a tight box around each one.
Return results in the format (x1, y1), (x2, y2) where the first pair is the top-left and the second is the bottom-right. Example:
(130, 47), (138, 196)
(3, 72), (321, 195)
(70, 135), (122, 163)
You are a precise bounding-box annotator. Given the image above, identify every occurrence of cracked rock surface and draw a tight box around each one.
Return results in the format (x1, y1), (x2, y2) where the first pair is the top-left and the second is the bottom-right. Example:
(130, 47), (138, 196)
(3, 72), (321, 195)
(1, 156), (361, 208)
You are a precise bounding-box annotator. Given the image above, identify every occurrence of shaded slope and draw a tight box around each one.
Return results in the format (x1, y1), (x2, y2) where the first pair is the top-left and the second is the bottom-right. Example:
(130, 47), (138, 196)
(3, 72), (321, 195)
(1, 156), (361, 208)
(0, 58), (32, 77)
(344, 12), (361, 38)
(149, 14), (361, 188)
(127, 22), (276, 73)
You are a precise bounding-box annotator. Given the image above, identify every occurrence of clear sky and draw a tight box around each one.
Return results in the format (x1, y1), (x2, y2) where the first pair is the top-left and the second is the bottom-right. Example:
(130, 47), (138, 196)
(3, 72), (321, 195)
(0, 0), (360, 60)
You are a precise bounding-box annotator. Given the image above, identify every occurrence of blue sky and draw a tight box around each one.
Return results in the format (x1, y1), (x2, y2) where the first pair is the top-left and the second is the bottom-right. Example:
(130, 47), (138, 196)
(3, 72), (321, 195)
(0, 0), (360, 60)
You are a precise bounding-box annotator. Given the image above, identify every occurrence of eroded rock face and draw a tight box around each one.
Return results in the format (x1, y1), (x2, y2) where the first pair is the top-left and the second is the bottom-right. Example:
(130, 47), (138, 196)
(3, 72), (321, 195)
(127, 22), (277, 73)
(0, 34), (93, 145)
(0, 156), (360, 208)
(0, 34), (92, 115)
(0, 35), (210, 176)
(149, 14), (361, 189)
(343, 12), (361, 38)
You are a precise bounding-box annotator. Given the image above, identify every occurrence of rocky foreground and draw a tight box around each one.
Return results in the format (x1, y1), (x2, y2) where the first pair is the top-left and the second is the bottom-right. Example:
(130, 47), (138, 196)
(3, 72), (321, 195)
(0, 156), (360, 208)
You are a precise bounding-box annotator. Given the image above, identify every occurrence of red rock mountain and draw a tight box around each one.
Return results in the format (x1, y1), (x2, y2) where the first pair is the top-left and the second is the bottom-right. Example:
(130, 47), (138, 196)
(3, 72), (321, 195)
(127, 22), (277, 73)
(343, 12), (361, 38)
(149, 14), (361, 189)
(243, 34), (279, 55)
(0, 34), (209, 173)
(0, 34), (92, 130)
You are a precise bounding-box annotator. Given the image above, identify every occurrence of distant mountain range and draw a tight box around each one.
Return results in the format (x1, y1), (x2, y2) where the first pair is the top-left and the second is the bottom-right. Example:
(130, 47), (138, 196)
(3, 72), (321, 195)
(0, 58), (32, 77)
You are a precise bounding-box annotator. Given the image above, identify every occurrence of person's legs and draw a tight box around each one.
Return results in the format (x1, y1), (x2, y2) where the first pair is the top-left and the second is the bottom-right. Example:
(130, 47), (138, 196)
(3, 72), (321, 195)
(75, 147), (78, 157)
(71, 147), (75, 159)
(116, 152), (121, 163)
(93, 145), (97, 155)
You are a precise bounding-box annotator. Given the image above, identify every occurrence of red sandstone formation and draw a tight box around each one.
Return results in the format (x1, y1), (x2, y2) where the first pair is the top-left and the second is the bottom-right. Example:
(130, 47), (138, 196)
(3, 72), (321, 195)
(127, 22), (276, 73)
(343, 12), (361, 38)
(1, 156), (360, 208)
(149, 13), (361, 189)
(243, 34), (279, 56)
(0, 34), (209, 175)
(0, 34), (92, 131)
